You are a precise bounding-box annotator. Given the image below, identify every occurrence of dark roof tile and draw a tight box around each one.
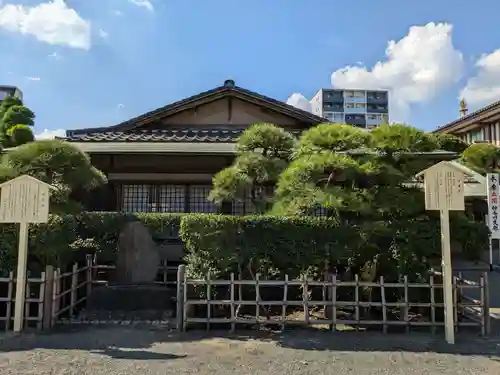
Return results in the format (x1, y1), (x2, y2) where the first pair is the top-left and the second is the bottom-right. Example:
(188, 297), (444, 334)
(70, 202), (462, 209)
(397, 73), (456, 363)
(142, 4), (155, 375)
(64, 128), (248, 143)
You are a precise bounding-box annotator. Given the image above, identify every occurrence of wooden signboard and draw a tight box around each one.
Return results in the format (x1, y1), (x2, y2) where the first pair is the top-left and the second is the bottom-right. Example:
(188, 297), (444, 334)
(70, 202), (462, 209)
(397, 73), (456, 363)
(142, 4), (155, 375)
(0, 175), (54, 332)
(418, 161), (466, 345)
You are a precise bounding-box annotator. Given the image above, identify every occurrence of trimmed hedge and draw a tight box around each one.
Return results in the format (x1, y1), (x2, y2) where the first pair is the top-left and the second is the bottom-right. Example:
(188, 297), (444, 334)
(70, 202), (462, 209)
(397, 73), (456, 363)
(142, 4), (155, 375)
(179, 213), (489, 282)
(0, 212), (490, 281)
(0, 212), (183, 274)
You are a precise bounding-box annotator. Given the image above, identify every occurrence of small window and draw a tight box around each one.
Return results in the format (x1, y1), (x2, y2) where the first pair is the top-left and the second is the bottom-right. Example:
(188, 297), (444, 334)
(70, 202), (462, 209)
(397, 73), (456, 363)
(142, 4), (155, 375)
(355, 103), (365, 108)
(345, 103), (355, 108)
(470, 131), (483, 141)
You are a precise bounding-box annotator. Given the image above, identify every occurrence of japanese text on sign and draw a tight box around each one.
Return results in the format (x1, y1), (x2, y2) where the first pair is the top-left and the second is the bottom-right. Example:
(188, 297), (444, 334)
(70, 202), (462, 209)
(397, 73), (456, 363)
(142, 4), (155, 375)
(424, 167), (465, 211)
(487, 173), (500, 239)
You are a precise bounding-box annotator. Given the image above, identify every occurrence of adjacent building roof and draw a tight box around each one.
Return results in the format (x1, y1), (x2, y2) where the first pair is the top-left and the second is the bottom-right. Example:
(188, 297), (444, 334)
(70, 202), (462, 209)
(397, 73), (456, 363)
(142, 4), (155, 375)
(432, 99), (500, 134)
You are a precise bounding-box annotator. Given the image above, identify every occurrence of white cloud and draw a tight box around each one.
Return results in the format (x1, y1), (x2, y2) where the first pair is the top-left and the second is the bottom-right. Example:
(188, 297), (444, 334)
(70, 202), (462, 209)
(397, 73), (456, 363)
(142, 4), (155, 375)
(35, 128), (66, 139)
(113, 10), (123, 16)
(460, 49), (500, 107)
(128, 0), (154, 11)
(48, 51), (62, 60)
(287, 22), (464, 121)
(0, 0), (91, 50)
(117, 103), (125, 109)
(98, 28), (109, 39)
(286, 93), (311, 112)
(25, 76), (40, 81)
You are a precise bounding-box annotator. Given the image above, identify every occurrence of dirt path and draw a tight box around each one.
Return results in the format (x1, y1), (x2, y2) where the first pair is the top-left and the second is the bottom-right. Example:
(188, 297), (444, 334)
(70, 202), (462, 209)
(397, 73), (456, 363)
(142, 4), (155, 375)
(0, 327), (499, 375)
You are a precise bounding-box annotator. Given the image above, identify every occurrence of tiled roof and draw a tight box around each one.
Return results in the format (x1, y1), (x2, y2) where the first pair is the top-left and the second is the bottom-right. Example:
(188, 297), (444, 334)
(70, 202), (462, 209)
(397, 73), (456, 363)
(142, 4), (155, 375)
(64, 128), (250, 143)
(432, 99), (500, 133)
(66, 80), (326, 135)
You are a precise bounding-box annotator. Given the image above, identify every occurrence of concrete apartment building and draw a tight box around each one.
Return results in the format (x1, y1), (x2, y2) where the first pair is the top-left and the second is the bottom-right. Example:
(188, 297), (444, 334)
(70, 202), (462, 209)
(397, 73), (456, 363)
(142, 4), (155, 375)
(310, 88), (389, 129)
(0, 85), (23, 103)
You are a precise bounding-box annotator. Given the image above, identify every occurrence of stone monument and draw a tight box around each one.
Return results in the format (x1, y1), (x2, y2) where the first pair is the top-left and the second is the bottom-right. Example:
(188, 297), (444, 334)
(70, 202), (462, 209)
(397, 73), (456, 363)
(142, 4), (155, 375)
(83, 221), (176, 322)
(114, 221), (161, 284)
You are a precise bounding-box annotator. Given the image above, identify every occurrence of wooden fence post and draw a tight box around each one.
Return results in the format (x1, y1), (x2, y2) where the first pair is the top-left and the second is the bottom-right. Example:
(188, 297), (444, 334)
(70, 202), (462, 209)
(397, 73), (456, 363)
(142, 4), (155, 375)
(176, 265), (186, 332)
(37, 272), (46, 330)
(483, 271), (490, 335)
(42, 265), (54, 330)
(69, 263), (78, 319)
(5, 271), (14, 332)
(51, 269), (59, 328)
(85, 254), (93, 298)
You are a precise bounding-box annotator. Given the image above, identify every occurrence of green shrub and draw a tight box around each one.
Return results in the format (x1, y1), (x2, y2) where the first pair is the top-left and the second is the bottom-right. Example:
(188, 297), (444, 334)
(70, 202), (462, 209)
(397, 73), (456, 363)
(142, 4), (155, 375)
(0, 212), (489, 280)
(179, 213), (489, 282)
(0, 212), (183, 274)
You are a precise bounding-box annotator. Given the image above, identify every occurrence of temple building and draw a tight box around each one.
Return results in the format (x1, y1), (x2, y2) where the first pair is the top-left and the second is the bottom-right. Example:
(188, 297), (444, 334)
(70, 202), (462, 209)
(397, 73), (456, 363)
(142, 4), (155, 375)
(433, 99), (500, 145)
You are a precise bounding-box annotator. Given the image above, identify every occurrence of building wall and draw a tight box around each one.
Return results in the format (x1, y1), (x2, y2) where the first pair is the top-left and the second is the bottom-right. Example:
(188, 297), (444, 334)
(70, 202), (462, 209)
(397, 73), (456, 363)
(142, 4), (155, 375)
(152, 97), (306, 127)
(310, 91), (323, 117)
(0, 86), (22, 102)
(455, 122), (500, 145)
(312, 88), (389, 129)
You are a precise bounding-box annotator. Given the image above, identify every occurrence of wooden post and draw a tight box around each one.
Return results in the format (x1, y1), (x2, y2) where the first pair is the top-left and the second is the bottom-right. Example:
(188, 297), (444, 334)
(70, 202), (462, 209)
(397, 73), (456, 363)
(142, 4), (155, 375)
(24, 272), (31, 330)
(51, 269), (59, 328)
(281, 274), (288, 331)
(404, 275), (409, 333)
(206, 272), (212, 331)
(354, 274), (360, 329)
(331, 274), (337, 332)
(230, 273), (235, 333)
(255, 273), (260, 325)
(5, 271), (14, 332)
(440, 209), (455, 344)
(302, 274), (310, 326)
(42, 265), (54, 330)
(13, 222), (29, 332)
(430, 275), (436, 335)
(480, 276), (486, 336)
(380, 276), (387, 334)
(69, 263), (78, 319)
(182, 266), (188, 332)
(85, 255), (92, 298)
(452, 276), (458, 333)
(483, 271), (490, 335)
(37, 272), (46, 330)
(176, 265), (185, 332)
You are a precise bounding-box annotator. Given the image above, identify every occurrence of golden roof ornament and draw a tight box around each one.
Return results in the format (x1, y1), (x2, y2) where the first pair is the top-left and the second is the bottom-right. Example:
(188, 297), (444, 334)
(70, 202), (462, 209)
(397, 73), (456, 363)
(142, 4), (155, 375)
(459, 98), (468, 118)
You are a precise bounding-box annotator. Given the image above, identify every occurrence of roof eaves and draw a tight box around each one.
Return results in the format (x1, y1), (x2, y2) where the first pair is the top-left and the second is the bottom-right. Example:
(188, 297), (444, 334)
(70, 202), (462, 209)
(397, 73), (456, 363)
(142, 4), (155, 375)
(432, 100), (500, 133)
(67, 84), (327, 135)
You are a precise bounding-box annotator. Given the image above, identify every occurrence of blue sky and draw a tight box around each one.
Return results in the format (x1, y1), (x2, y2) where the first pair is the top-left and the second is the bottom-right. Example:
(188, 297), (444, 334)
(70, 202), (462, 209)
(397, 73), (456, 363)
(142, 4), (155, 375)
(1, 0), (500, 138)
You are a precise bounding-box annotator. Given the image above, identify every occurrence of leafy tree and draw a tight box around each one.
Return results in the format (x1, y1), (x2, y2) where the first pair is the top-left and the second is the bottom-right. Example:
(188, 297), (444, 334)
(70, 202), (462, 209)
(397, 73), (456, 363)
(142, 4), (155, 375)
(206, 122), (486, 283)
(461, 143), (500, 174)
(7, 124), (35, 145)
(371, 123), (438, 154)
(209, 123), (295, 212)
(273, 123), (438, 219)
(432, 133), (469, 153)
(0, 96), (35, 147)
(0, 140), (107, 213)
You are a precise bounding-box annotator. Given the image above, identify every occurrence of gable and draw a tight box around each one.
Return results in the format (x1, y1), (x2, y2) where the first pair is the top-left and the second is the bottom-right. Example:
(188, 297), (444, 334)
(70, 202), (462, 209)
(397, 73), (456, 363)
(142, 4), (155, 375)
(139, 97), (306, 129)
(66, 80), (326, 137)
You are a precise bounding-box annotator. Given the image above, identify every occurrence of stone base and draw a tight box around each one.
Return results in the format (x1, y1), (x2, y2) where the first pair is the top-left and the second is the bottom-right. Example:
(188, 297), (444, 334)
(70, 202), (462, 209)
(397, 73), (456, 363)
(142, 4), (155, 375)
(86, 284), (176, 313)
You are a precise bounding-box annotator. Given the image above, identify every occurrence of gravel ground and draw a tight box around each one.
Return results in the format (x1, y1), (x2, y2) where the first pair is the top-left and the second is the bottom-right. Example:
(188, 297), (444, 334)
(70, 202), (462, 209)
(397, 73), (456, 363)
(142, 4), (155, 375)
(0, 327), (500, 375)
